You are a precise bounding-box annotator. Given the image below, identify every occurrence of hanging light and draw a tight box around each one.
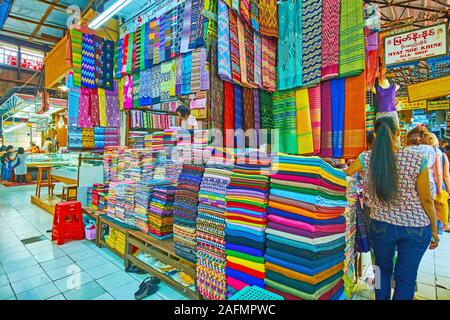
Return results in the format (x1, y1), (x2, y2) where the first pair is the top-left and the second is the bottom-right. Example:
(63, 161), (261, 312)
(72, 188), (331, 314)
(88, 0), (133, 30)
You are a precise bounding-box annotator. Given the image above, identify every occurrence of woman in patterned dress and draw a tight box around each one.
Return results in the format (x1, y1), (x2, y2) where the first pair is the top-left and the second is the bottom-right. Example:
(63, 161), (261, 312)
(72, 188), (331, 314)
(345, 117), (439, 300)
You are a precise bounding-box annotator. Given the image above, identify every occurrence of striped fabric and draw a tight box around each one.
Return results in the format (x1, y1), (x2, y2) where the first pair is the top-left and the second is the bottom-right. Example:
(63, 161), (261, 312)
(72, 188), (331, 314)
(301, 0), (322, 87)
(218, 0), (232, 81)
(70, 30), (83, 87)
(244, 24), (255, 87)
(339, 0), (365, 77)
(81, 33), (96, 88)
(308, 85), (321, 155)
(135, 26), (142, 73)
(254, 32), (262, 87)
(295, 89), (314, 155)
(261, 36), (276, 92)
(237, 18), (248, 86)
(229, 9), (242, 83)
(320, 81), (332, 157)
(321, 0), (340, 80)
(330, 79), (345, 158)
(250, 0), (260, 32)
(259, 0), (278, 38)
(273, 90), (298, 155)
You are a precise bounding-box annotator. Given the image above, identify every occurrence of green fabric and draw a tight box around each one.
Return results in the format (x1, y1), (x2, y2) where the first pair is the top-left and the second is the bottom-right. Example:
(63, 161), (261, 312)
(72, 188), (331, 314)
(126, 32), (134, 75)
(270, 183), (347, 201)
(273, 90), (298, 154)
(338, 0), (365, 77)
(225, 250), (265, 264)
(260, 91), (274, 129)
(225, 197), (268, 208)
(266, 269), (343, 294)
(133, 73), (140, 108)
(70, 29), (83, 87)
(140, 25), (146, 71)
(265, 277), (342, 300)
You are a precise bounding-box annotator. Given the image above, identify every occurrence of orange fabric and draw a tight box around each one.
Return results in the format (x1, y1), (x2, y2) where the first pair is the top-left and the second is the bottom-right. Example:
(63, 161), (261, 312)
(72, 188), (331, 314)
(265, 261), (344, 285)
(343, 72), (366, 159)
(269, 201), (342, 220)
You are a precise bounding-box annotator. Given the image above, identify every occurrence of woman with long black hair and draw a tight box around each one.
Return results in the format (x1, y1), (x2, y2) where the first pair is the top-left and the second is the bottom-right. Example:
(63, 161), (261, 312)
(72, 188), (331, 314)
(345, 117), (439, 300)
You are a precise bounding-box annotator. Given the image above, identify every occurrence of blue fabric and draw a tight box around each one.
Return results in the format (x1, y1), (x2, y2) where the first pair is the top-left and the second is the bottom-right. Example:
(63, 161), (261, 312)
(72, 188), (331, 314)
(234, 85), (244, 130)
(226, 207), (267, 217)
(267, 233), (346, 252)
(330, 286), (345, 300)
(226, 267), (265, 288)
(225, 243), (265, 257)
(369, 219), (431, 300)
(270, 188), (347, 207)
(225, 227), (265, 242)
(267, 207), (346, 225)
(331, 78), (345, 158)
(265, 253), (343, 276)
(226, 223), (265, 237)
(266, 248), (344, 270)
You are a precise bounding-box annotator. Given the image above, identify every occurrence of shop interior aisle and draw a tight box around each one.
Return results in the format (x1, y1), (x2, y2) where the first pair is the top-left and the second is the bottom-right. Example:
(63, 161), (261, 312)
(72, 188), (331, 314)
(0, 185), (190, 300)
(1, 184), (450, 300)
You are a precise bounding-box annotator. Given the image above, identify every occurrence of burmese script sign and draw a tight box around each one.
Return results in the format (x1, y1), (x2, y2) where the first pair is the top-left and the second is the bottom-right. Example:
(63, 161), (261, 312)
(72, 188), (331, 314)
(384, 24), (448, 66)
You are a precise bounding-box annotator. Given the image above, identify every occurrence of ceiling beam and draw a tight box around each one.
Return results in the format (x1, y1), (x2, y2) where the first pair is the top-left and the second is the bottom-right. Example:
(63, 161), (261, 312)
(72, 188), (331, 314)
(371, 0), (447, 13)
(0, 29), (57, 45)
(8, 14), (66, 31)
(29, 0), (60, 42)
(0, 34), (51, 52)
(35, 0), (68, 11)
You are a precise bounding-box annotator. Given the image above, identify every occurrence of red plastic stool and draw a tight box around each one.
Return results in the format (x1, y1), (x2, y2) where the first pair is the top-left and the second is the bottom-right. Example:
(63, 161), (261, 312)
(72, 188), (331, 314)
(52, 201), (85, 245)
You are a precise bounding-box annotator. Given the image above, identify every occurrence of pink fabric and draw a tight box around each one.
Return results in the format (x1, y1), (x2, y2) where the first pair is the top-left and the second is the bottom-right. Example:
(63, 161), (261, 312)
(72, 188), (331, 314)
(123, 75), (133, 109)
(227, 276), (248, 291)
(268, 214), (347, 233)
(90, 88), (100, 127)
(78, 88), (93, 128)
(321, 0), (340, 80)
(270, 174), (346, 192)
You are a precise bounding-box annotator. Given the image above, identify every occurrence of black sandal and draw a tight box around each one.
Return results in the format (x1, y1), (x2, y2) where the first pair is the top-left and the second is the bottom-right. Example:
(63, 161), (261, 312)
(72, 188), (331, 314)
(138, 276), (161, 289)
(135, 281), (158, 300)
(125, 265), (146, 274)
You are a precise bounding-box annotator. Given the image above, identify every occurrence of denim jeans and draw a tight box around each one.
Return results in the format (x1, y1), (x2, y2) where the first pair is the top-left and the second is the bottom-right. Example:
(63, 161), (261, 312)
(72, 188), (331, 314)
(369, 219), (431, 300)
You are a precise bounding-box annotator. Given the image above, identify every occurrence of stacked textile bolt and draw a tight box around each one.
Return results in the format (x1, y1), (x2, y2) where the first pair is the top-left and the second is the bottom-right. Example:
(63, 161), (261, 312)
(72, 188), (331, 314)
(343, 177), (358, 298)
(173, 163), (205, 263)
(265, 154), (347, 300)
(225, 161), (270, 297)
(148, 184), (177, 239)
(196, 156), (234, 300)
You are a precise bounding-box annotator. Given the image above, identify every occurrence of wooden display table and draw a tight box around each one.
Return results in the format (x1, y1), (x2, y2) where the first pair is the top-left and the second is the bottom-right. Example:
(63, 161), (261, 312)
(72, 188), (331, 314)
(125, 230), (201, 300)
(97, 215), (133, 263)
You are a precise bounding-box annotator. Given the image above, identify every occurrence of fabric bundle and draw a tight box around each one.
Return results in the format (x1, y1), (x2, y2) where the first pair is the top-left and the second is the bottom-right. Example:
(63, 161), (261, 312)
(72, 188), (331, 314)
(273, 90), (298, 154)
(265, 154), (348, 300)
(321, 0), (340, 80)
(277, 0), (302, 90)
(196, 157), (234, 300)
(320, 81), (332, 157)
(209, 40), (225, 132)
(330, 78), (345, 158)
(68, 127), (82, 149)
(93, 35), (104, 89)
(294, 89), (314, 155)
(225, 163), (270, 296)
(218, 0), (232, 81)
(149, 185), (177, 239)
(70, 30), (83, 87)
(81, 128), (95, 149)
(308, 85), (321, 155)
(105, 81), (121, 127)
(228, 9), (241, 84)
(338, 0), (365, 77)
(173, 164), (205, 263)
(343, 177), (357, 298)
(301, 0), (322, 87)
(98, 88), (107, 127)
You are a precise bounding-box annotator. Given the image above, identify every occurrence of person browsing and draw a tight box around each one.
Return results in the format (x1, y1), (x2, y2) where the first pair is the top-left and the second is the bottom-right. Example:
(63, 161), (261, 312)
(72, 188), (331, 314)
(176, 105), (199, 130)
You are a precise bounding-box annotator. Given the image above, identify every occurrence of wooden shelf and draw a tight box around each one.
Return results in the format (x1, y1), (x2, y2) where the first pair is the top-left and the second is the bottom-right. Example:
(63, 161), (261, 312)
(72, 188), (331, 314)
(129, 128), (167, 132)
(125, 107), (178, 116)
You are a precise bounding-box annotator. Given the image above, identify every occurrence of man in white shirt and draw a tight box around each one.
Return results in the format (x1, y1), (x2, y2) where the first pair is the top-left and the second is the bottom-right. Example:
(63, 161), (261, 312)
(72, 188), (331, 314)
(176, 105), (199, 130)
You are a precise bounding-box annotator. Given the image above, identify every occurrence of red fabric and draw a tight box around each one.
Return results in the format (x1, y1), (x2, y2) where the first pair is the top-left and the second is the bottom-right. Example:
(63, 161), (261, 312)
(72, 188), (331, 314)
(318, 280), (344, 300)
(226, 261), (265, 279)
(226, 201), (267, 213)
(366, 50), (379, 90)
(224, 81), (235, 147)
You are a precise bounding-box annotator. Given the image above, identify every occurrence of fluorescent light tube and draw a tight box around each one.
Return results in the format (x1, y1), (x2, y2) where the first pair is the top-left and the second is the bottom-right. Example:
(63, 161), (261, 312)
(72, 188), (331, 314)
(88, 0), (133, 30)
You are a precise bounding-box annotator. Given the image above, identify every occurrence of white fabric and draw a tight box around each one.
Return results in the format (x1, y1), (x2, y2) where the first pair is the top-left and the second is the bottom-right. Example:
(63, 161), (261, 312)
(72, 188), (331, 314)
(181, 115), (199, 130)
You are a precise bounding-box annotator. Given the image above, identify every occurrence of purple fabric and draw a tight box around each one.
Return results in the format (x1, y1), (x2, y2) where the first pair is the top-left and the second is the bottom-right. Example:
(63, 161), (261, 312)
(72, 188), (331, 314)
(200, 48), (209, 90)
(254, 90), (260, 131)
(180, 0), (193, 53)
(106, 81), (120, 127)
(268, 221), (335, 238)
(375, 84), (397, 112)
(225, 243), (265, 257)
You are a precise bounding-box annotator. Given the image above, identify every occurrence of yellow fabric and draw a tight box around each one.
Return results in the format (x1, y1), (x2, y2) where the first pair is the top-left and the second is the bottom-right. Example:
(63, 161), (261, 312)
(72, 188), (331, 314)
(273, 164), (347, 187)
(295, 89), (314, 155)
(435, 190), (449, 226)
(227, 220), (265, 228)
(266, 261), (343, 285)
(227, 256), (265, 272)
(98, 88), (107, 127)
(118, 78), (124, 111)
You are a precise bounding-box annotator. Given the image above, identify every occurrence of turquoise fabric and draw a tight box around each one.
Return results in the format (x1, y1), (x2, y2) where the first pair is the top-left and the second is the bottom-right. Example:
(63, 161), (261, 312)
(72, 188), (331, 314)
(267, 233), (346, 252)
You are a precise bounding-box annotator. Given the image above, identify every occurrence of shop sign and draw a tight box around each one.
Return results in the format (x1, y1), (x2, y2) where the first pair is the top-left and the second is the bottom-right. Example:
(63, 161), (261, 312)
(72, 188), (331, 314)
(396, 96), (426, 110)
(384, 23), (448, 66)
(428, 100), (449, 111)
(408, 75), (450, 102)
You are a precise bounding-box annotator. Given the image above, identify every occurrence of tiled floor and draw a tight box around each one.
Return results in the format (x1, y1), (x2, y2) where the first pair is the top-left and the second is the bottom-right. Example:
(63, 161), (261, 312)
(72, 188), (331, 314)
(0, 185), (190, 300)
(352, 231), (450, 300)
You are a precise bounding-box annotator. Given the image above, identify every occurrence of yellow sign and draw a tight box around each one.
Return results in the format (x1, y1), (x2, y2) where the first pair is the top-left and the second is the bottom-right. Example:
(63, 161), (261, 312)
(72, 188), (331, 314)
(396, 97), (426, 110)
(428, 100), (449, 111)
(408, 75), (450, 102)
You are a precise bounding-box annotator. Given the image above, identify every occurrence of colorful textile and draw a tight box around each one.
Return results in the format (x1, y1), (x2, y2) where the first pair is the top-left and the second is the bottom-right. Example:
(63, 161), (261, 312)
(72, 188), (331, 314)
(210, 41), (225, 131)
(224, 82), (235, 147)
(237, 18), (248, 85)
(254, 32), (262, 87)
(243, 88), (254, 131)
(250, 0), (260, 32)
(273, 90), (298, 154)
(229, 10), (241, 83)
(261, 36), (276, 92)
(181, 52), (193, 95)
(301, 0), (322, 86)
(321, 0), (340, 79)
(102, 40), (115, 90)
(98, 88), (107, 127)
(308, 86), (321, 155)
(123, 75), (133, 110)
(320, 81), (332, 157)
(339, 0), (365, 77)
(254, 90), (261, 131)
(81, 33), (96, 88)
(78, 88), (94, 128)
(181, 0), (193, 53)
(277, 0), (302, 90)
(70, 30), (82, 87)
(234, 85), (244, 130)
(295, 89), (314, 155)
(244, 24), (255, 87)
(67, 73), (80, 128)
(343, 73), (366, 158)
(330, 79), (345, 158)
(240, 0), (251, 24)
(259, 91), (273, 130)
(217, 0), (232, 81)
(93, 35), (104, 88)
(106, 82), (120, 127)
(259, 0), (278, 37)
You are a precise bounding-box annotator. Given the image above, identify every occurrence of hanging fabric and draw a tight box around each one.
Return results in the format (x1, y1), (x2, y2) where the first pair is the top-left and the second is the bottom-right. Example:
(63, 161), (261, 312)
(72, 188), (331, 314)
(244, 24), (255, 87)
(259, 0), (278, 38)
(339, 0), (365, 77)
(121, 33), (129, 77)
(320, 81), (332, 157)
(106, 81), (121, 127)
(123, 75), (134, 110)
(321, 0), (340, 80)
(250, 0), (260, 32)
(81, 33), (96, 88)
(277, 0), (302, 91)
(237, 18), (248, 86)
(218, 0), (232, 81)
(229, 9), (242, 83)
(254, 32), (262, 88)
(126, 32), (134, 75)
(140, 24), (147, 70)
(70, 30), (83, 87)
(115, 38), (123, 79)
(343, 73), (366, 158)
(308, 85), (321, 155)
(243, 88), (255, 131)
(294, 89), (314, 155)
(181, 52), (193, 95)
(253, 89), (261, 132)
(98, 88), (107, 127)
(224, 81), (235, 147)
(301, 0), (322, 87)
(181, 0), (193, 53)
(67, 73), (80, 128)
(133, 73), (140, 108)
(210, 40), (225, 132)
(261, 36), (276, 92)
(102, 40), (115, 90)
(90, 88), (100, 127)
(234, 85), (244, 131)
(273, 90), (298, 154)
(134, 25), (142, 73)
(330, 79), (345, 158)
(78, 88), (94, 128)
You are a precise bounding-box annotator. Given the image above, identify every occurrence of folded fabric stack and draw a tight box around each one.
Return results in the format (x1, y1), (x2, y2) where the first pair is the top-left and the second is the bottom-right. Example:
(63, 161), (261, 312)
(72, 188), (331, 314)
(134, 181), (156, 233)
(104, 128), (120, 147)
(265, 154), (348, 300)
(343, 177), (358, 298)
(94, 127), (105, 149)
(365, 100), (376, 133)
(106, 181), (130, 221)
(196, 156), (234, 300)
(225, 162), (270, 297)
(193, 130), (210, 163)
(151, 131), (165, 151)
(91, 184), (106, 209)
(117, 151), (127, 181)
(124, 149), (143, 182)
(82, 128), (95, 149)
(149, 185), (177, 239)
(103, 147), (126, 183)
(128, 131), (145, 149)
(124, 183), (137, 227)
(141, 150), (158, 181)
(173, 163), (205, 263)
(144, 134), (153, 149)
(163, 128), (178, 147)
(103, 150), (113, 184)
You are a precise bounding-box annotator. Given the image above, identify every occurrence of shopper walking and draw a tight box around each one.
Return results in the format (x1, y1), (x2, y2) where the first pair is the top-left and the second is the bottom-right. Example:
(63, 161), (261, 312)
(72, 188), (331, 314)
(1, 152), (16, 185)
(345, 117), (439, 300)
(13, 147), (28, 185)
